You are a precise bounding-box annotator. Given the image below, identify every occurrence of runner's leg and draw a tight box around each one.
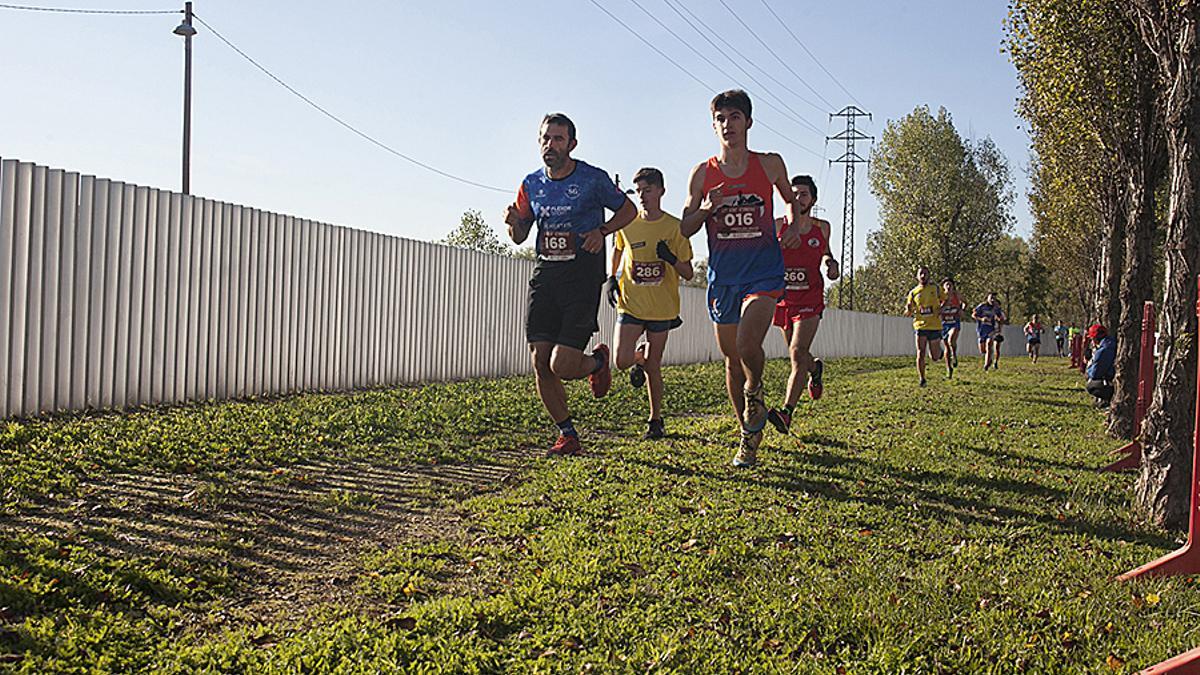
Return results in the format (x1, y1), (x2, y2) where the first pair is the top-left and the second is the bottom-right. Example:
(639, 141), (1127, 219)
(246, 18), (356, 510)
(643, 329), (669, 421)
(550, 345), (602, 380)
(531, 341), (569, 422)
(613, 321), (645, 371)
(715, 323), (745, 422)
(737, 295), (776, 392)
(786, 315), (821, 408)
(916, 334), (928, 382)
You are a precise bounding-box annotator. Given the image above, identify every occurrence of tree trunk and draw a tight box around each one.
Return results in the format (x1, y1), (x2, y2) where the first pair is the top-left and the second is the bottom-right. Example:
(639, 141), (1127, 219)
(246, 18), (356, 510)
(1128, 1), (1200, 530)
(1108, 98), (1163, 439)
(1094, 176), (1126, 330)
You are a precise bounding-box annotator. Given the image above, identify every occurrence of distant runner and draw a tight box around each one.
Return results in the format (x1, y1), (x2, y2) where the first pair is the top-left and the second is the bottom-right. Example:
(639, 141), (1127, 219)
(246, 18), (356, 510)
(904, 266), (947, 386)
(1054, 320), (1067, 357)
(765, 175), (839, 435)
(1024, 314), (1045, 363)
(939, 278), (965, 370)
(680, 89), (803, 468)
(607, 167), (694, 439)
(972, 292), (1007, 371)
(506, 113), (636, 457)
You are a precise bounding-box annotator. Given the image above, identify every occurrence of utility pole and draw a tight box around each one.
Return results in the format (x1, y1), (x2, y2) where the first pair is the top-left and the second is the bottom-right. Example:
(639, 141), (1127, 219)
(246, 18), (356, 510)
(828, 106), (872, 310)
(174, 2), (197, 194)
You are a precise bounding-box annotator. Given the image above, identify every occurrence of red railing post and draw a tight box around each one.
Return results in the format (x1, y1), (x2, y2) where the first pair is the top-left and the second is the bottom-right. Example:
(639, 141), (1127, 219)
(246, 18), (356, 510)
(1105, 302), (1156, 472)
(1070, 334), (1080, 369)
(1118, 277), (1200, 580)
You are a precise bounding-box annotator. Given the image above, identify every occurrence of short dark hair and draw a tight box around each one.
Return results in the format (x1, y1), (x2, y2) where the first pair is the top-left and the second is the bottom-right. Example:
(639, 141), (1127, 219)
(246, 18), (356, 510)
(632, 167), (664, 188)
(541, 113), (576, 142)
(791, 175), (817, 200)
(941, 277), (955, 285)
(710, 89), (752, 120)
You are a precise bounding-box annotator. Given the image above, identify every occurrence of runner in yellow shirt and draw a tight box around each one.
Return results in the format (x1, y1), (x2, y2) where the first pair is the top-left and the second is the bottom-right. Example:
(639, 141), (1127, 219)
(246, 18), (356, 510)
(904, 265), (948, 387)
(606, 167), (695, 438)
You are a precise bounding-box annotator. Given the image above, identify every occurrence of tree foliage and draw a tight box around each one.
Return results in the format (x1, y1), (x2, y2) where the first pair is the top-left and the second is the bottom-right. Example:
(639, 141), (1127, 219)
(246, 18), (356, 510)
(440, 209), (512, 256)
(841, 106), (1014, 314)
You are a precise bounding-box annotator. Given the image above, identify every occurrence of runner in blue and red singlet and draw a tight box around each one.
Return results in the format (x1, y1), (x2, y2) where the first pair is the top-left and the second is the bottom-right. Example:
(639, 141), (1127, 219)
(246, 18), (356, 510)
(765, 175), (839, 435)
(681, 89), (806, 468)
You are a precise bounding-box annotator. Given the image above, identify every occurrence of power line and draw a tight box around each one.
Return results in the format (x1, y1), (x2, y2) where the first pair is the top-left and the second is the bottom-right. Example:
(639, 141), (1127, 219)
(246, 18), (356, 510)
(623, 0), (822, 136)
(584, 0), (823, 159)
(192, 14), (510, 194)
(663, 0), (828, 119)
(715, 0), (836, 111)
(758, 0), (864, 108)
(0, 2), (176, 13)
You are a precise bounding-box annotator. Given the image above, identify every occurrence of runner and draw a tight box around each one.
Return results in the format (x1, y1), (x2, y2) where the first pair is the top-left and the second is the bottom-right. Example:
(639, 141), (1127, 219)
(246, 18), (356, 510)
(1054, 320), (1067, 357)
(606, 167), (694, 439)
(680, 89), (803, 468)
(505, 113), (636, 457)
(972, 292), (1007, 371)
(904, 265), (947, 386)
(764, 175), (838, 435)
(939, 278), (965, 371)
(1024, 314), (1045, 363)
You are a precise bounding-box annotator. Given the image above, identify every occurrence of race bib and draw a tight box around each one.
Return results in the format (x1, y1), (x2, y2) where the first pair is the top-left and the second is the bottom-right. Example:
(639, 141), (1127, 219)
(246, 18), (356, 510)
(538, 230), (576, 262)
(919, 306), (934, 316)
(784, 267), (810, 291)
(712, 205), (763, 241)
(631, 260), (665, 286)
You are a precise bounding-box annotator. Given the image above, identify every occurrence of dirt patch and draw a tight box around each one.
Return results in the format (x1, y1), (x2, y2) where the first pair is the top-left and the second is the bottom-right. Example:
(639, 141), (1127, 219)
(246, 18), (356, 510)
(1, 448), (537, 631)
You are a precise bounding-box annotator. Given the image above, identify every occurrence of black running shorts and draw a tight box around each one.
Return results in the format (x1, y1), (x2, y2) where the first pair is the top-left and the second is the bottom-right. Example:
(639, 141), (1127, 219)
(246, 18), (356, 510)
(526, 272), (603, 351)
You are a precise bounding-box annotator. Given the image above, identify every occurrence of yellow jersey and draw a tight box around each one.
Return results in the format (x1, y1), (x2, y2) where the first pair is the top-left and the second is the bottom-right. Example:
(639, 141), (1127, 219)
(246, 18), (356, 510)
(907, 284), (946, 330)
(614, 212), (692, 321)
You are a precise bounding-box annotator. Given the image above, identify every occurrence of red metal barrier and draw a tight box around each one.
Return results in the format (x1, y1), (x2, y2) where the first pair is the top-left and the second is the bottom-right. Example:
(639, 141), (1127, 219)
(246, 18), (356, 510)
(1140, 647), (1200, 674)
(1070, 334), (1081, 369)
(1105, 302), (1156, 472)
(1119, 277), (1200, 581)
(1079, 334), (1088, 375)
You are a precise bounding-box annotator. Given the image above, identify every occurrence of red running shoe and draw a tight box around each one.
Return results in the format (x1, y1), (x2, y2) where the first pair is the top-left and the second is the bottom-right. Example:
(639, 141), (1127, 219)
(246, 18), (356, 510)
(547, 434), (583, 457)
(807, 358), (825, 400)
(589, 344), (612, 398)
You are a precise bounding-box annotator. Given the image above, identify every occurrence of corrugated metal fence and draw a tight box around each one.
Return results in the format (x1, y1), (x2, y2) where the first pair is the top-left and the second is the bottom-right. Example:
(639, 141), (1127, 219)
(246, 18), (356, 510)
(0, 157), (1025, 419)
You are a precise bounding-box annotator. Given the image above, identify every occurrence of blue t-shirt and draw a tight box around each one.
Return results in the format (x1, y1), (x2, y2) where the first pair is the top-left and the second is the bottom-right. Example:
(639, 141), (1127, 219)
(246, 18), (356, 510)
(1088, 336), (1116, 381)
(515, 160), (626, 279)
(974, 302), (1005, 331)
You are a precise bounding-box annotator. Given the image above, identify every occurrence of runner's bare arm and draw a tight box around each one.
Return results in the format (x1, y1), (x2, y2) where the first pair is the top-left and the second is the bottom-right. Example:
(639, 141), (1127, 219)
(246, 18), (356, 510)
(680, 162), (715, 238)
(763, 153), (806, 245)
(818, 220), (840, 280)
(584, 198), (636, 254)
(675, 257), (695, 281)
(610, 246), (623, 278)
(505, 203), (532, 244)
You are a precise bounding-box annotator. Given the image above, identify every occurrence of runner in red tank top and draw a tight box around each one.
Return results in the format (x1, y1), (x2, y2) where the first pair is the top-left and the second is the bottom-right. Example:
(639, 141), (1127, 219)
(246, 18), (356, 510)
(766, 176), (839, 434)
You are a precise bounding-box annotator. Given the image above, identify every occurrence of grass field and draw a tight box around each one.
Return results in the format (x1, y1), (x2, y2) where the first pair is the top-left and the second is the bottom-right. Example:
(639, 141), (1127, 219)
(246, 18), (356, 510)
(0, 354), (1194, 673)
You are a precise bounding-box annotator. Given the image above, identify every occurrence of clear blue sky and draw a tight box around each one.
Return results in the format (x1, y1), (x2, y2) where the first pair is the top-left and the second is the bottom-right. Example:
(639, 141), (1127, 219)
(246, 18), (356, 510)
(0, 0), (1031, 268)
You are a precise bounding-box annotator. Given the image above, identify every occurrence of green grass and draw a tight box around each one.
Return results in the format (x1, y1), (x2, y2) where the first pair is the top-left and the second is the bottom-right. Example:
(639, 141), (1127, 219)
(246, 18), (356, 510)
(1, 355), (1196, 673)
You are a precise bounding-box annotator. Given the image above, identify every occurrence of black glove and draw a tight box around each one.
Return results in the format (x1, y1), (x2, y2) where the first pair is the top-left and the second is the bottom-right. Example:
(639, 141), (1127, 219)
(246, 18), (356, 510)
(605, 275), (620, 307)
(656, 240), (678, 265)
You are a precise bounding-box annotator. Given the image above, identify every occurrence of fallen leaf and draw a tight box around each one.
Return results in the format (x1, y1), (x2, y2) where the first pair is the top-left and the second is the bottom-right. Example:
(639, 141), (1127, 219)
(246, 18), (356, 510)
(1145, 592), (1161, 606)
(1106, 654), (1125, 671)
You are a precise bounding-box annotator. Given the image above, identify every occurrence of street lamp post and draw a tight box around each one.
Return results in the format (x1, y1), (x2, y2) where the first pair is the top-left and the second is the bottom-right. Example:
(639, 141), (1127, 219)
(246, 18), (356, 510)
(174, 2), (196, 194)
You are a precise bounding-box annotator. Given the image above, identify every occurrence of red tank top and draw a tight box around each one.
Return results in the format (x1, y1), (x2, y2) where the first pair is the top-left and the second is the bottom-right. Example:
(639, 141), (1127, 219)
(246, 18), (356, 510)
(699, 153), (784, 286)
(777, 218), (827, 299)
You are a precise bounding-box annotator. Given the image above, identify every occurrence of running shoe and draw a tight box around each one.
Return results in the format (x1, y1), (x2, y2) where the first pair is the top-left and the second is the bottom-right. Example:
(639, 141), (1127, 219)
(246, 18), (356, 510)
(919, 378), (927, 387)
(742, 386), (767, 433)
(547, 434), (583, 457)
(630, 363), (646, 389)
(766, 407), (792, 434)
(732, 429), (761, 467)
(588, 344), (612, 398)
(644, 418), (665, 440)
(807, 359), (825, 400)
